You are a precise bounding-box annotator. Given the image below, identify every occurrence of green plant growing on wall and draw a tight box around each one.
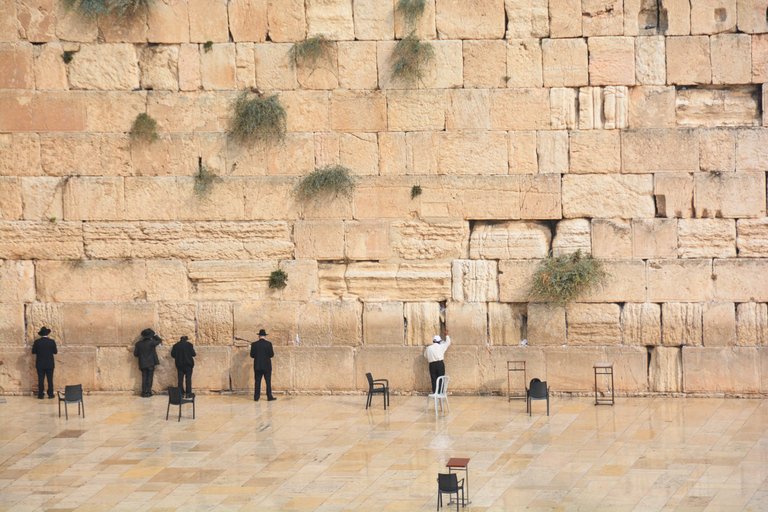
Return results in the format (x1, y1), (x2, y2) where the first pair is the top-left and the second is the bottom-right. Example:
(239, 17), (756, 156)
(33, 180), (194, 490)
(396, 0), (426, 26)
(289, 35), (333, 70)
(63, 0), (152, 18)
(295, 165), (356, 202)
(203, 41), (213, 53)
(61, 51), (76, 64)
(390, 33), (434, 85)
(530, 250), (608, 304)
(109, 0), (152, 16)
(229, 91), (287, 145)
(269, 269), (288, 290)
(129, 113), (159, 143)
(193, 159), (221, 197)
(411, 184), (422, 199)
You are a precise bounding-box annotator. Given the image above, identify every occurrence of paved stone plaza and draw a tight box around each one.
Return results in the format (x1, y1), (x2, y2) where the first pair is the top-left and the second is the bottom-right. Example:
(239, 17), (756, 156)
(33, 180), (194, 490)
(1, 393), (766, 511)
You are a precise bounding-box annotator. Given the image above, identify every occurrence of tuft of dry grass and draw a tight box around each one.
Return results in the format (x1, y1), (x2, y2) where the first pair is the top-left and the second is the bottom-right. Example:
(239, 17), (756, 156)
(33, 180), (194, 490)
(294, 165), (356, 202)
(228, 92), (287, 145)
(193, 160), (221, 197)
(269, 269), (288, 289)
(396, 0), (427, 27)
(129, 113), (159, 143)
(390, 32), (434, 84)
(289, 35), (334, 69)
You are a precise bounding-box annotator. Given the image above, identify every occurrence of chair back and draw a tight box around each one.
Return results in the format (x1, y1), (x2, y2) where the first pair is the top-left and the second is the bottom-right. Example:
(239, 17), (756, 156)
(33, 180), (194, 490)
(168, 386), (183, 405)
(437, 473), (459, 492)
(435, 375), (449, 396)
(365, 372), (374, 389)
(529, 379), (548, 398)
(64, 384), (82, 401)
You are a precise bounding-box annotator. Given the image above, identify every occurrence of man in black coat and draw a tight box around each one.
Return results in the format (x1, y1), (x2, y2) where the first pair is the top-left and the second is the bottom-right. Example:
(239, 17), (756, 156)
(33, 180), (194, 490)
(32, 327), (57, 399)
(171, 335), (196, 398)
(134, 328), (161, 397)
(250, 329), (275, 401)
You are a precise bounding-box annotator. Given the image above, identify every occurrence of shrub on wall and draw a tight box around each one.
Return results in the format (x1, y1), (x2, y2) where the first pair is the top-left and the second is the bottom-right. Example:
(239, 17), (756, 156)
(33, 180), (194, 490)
(129, 113), (159, 143)
(229, 91), (287, 145)
(295, 165), (356, 202)
(390, 33), (434, 85)
(289, 35), (334, 70)
(396, 0), (427, 26)
(269, 269), (288, 290)
(194, 160), (221, 197)
(530, 250), (608, 304)
(411, 184), (422, 199)
(63, 0), (152, 18)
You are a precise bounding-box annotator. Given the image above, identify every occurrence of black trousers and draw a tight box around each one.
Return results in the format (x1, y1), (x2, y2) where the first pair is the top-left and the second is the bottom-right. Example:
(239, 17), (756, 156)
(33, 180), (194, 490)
(177, 367), (193, 396)
(37, 368), (54, 398)
(429, 360), (445, 393)
(254, 369), (273, 400)
(141, 367), (155, 396)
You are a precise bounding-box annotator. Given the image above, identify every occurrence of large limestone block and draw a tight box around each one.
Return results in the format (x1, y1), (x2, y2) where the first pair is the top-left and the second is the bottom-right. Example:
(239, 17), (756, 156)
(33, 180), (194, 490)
(0, 221), (83, 260)
(84, 221), (293, 260)
(378, 40), (463, 90)
(542, 38), (588, 87)
(0, 133), (41, 177)
(363, 302), (404, 345)
(505, 0), (549, 38)
(578, 86), (628, 130)
(470, 221), (550, 259)
(649, 346), (682, 392)
(662, 302), (703, 346)
(666, 36), (711, 85)
(345, 220), (392, 260)
(60, 302), (155, 347)
(254, 43), (297, 90)
(393, 0), (436, 39)
(378, 133), (406, 176)
(295, 42), (338, 90)
(235, 301), (301, 345)
(491, 88), (550, 130)
(690, 0), (736, 34)
(340, 133), (378, 175)
(83, 91), (147, 133)
(178, 44), (201, 90)
(562, 174), (655, 218)
(478, 346), (545, 394)
(605, 346), (649, 391)
(622, 303), (661, 346)
(677, 219), (736, 258)
(463, 40), (506, 88)
(0, 261), (34, 303)
(0, 347), (35, 392)
(296, 299), (362, 346)
(436, 0), (505, 39)
(628, 86), (676, 128)
(552, 219), (590, 256)
(55, 346), (97, 390)
(387, 90), (445, 131)
(124, 177), (247, 221)
(753, 35), (768, 83)
(624, 0), (663, 35)
(21, 177), (62, 221)
(353, 185), (414, 220)
(591, 219), (632, 259)
(0, 178), (21, 220)
(438, 131), (507, 175)
(580, 260), (647, 303)
(694, 172), (766, 219)
(147, 0), (190, 43)
(352, 0), (393, 40)
(622, 129), (699, 172)
(588, 37), (635, 85)
(703, 302), (736, 347)
(536, 130), (568, 174)
(452, 260), (498, 302)
(738, 0), (768, 32)
(188, 260), (273, 300)
(229, 0), (268, 42)
(139, 45), (179, 91)
(568, 130), (621, 173)
(735, 129), (768, 171)
(40, 134), (132, 177)
(654, 173), (694, 218)
(682, 347), (760, 393)
(550, 87), (578, 129)
(635, 36), (666, 85)
(711, 34), (751, 84)
(337, 41), (378, 90)
(306, 0), (354, 40)
(145, 91), (231, 133)
(498, 259), (538, 302)
(200, 43), (236, 90)
(63, 177), (125, 221)
(488, 303), (526, 346)
(445, 302), (487, 345)
(14, 0), (50, 42)
(196, 302), (233, 346)
(648, 259), (713, 302)
(699, 129), (735, 172)
(234, 43), (256, 89)
(157, 302), (196, 345)
(540, 347), (597, 392)
(582, 0), (623, 35)
(267, 0), (305, 42)
(187, 346), (231, 390)
(68, 44), (140, 90)
(446, 89), (491, 130)
(736, 302), (768, 346)
(0, 91), (87, 132)
(508, 131), (538, 173)
(0, 42), (33, 89)
(95, 346), (143, 392)
(528, 303), (566, 346)
(331, 91), (386, 132)
(294, 220), (343, 260)
(737, 219), (768, 257)
(404, 302), (440, 347)
(714, 259), (768, 302)
(632, 219), (677, 259)
(188, 0), (228, 42)
(676, 86), (759, 127)
(548, 0), (581, 37)
(442, 346), (482, 391)
(0, 304), (24, 347)
(24, 303), (63, 345)
(54, 1), (98, 42)
(345, 262), (451, 301)
(566, 303), (621, 345)
(146, 260), (188, 302)
(294, 347), (355, 390)
(355, 347), (431, 392)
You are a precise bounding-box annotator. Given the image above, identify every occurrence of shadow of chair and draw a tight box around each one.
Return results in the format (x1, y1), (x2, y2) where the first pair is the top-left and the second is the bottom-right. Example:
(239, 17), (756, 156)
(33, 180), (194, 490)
(427, 375), (450, 415)
(57, 384), (84, 420)
(166, 386), (195, 421)
(365, 372), (389, 410)
(437, 472), (465, 511)
(526, 378), (549, 416)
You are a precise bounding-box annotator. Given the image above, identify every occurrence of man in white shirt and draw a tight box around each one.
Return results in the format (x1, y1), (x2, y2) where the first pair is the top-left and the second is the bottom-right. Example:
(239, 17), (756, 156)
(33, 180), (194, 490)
(424, 332), (451, 392)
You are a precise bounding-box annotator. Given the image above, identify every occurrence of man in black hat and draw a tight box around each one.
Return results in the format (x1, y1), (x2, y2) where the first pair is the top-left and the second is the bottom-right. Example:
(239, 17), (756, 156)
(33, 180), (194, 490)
(134, 328), (161, 397)
(171, 335), (196, 398)
(250, 329), (275, 401)
(32, 327), (57, 399)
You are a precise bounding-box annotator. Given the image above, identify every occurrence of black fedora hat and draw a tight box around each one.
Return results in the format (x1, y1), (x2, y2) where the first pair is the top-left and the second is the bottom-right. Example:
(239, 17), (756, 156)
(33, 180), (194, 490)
(258, 329), (268, 336)
(38, 327), (51, 336)
(141, 328), (155, 337)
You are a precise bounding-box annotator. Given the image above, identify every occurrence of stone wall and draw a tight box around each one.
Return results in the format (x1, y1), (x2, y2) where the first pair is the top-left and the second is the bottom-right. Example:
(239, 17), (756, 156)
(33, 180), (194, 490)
(1, 0), (768, 396)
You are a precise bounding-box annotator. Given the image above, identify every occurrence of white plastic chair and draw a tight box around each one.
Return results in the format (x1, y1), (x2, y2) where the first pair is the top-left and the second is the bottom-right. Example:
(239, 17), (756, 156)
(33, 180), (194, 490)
(427, 375), (450, 414)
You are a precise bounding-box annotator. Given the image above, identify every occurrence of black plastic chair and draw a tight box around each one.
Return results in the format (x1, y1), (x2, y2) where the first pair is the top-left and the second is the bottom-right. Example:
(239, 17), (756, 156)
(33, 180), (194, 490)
(437, 472), (465, 511)
(166, 386), (195, 422)
(526, 378), (549, 416)
(57, 384), (84, 420)
(365, 372), (389, 410)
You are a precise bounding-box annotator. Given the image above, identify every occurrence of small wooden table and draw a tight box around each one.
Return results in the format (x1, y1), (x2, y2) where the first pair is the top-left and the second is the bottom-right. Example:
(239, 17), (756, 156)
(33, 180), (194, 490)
(507, 360), (526, 401)
(594, 362), (614, 406)
(446, 457), (470, 505)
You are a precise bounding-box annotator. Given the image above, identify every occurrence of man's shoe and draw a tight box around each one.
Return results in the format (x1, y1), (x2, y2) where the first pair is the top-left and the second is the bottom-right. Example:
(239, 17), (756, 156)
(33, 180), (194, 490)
(37, 395), (44, 400)
(48, 395), (54, 399)
(253, 397), (259, 401)
(267, 397), (277, 401)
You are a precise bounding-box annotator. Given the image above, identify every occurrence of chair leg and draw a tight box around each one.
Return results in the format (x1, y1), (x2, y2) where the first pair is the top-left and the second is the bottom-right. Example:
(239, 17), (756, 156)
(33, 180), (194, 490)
(546, 396), (550, 416)
(58, 400), (61, 418)
(178, 404), (182, 422)
(455, 490), (459, 512)
(64, 401), (68, 420)
(192, 400), (195, 419)
(166, 402), (170, 421)
(365, 391), (371, 409)
(81, 400), (85, 418)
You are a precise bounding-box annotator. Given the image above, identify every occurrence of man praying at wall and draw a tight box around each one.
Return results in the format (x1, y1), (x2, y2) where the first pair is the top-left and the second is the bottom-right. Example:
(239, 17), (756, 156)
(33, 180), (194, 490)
(171, 335), (196, 398)
(32, 327), (58, 400)
(250, 329), (276, 402)
(134, 328), (161, 397)
(424, 331), (451, 393)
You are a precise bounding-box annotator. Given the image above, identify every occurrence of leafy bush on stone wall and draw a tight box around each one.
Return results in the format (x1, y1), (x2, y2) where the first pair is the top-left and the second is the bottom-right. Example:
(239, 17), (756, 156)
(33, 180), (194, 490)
(390, 33), (434, 84)
(530, 250), (608, 304)
(228, 92), (287, 145)
(289, 35), (334, 70)
(63, 0), (152, 18)
(295, 165), (356, 202)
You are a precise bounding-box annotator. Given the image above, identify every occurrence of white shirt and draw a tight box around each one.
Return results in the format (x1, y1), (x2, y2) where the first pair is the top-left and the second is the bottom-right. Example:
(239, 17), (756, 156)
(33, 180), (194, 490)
(424, 336), (451, 363)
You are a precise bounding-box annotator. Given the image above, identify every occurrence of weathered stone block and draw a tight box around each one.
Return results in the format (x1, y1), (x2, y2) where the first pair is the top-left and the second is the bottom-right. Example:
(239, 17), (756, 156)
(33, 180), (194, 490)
(446, 89), (490, 130)
(446, 302), (488, 345)
(677, 86), (759, 127)
(178, 44), (201, 90)
(588, 37), (635, 85)
(508, 131), (538, 173)
(488, 303), (526, 346)
(581, 260), (647, 303)
(567, 303), (621, 345)
(254, 43), (297, 90)
(363, 302), (404, 345)
(387, 90), (445, 131)
(0, 133), (41, 177)
(470, 221), (550, 259)
(504, 0), (549, 38)
(235, 301), (301, 345)
(690, 0), (736, 35)
(40, 134), (131, 177)
(55, 1), (98, 42)
(60, 302), (154, 347)
(754, 35), (768, 83)
(545, 346), (647, 392)
(404, 302), (440, 347)
(95, 346), (142, 392)
(736, 302), (768, 346)
(591, 219), (632, 259)
(654, 173), (694, 218)
(84, 92), (147, 133)
(0, 221), (83, 260)
(660, 0), (691, 35)
(711, 34), (751, 84)
(568, 130), (621, 173)
(699, 129), (735, 172)
(0, 347), (34, 392)
(389, 219), (464, 260)
(345, 262), (451, 301)
(622, 129), (699, 172)
(147, 0), (190, 43)
(622, 303), (661, 346)
(578, 86), (629, 129)
(0, 178), (21, 220)
(139, 45), (179, 91)
(124, 177), (246, 221)
(0, 91), (87, 132)
(0, 42), (33, 89)
(542, 38), (588, 87)
(344, 220), (392, 260)
(694, 172), (765, 219)
(479, 346), (545, 393)
(662, 302), (703, 346)
(737, 219), (768, 257)
(193, 302), (232, 346)
(737, 0), (768, 32)
(294, 220), (343, 260)
(683, 347), (760, 393)
(68, 44), (140, 90)
(200, 43), (236, 90)
(63, 177), (125, 221)
(378, 132), (406, 176)
(157, 302), (196, 345)
(438, 131), (507, 175)
(528, 303), (566, 346)
(714, 259), (768, 302)
(463, 40), (506, 88)
(352, 0), (393, 40)
(582, 0), (624, 36)
(703, 302), (736, 347)
(0, 304), (24, 347)
(491, 88), (550, 130)
(188, 260), (274, 300)
(393, 0), (436, 39)
(649, 346), (682, 392)
(632, 219), (677, 259)
(548, 0), (581, 37)
(498, 259), (539, 302)
(296, 299), (361, 346)
(648, 259), (713, 302)
(552, 219), (590, 256)
(306, 0), (354, 40)
(189, 0), (229, 42)
(629, 86), (676, 128)
(331, 91), (386, 132)
(550, 87), (578, 129)
(355, 347), (430, 392)
(667, 36), (711, 85)
(229, 0), (268, 42)
(295, 347), (355, 391)
(677, 219), (736, 258)
(624, 0), (663, 36)
(452, 260), (498, 302)
(337, 41), (378, 90)
(436, 0), (504, 38)
(295, 42), (338, 90)
(24, 303), (63, 344)
(735, 129), (768, 171)
(15, 0), (52, 42)
(635, 36), (666, 85)
(267, 0), (305, 42)
(0, 261), (34, 304)
(352, 184), (414, 219)
(536, 130), (568, 174)
(562, 174), (655, 218)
